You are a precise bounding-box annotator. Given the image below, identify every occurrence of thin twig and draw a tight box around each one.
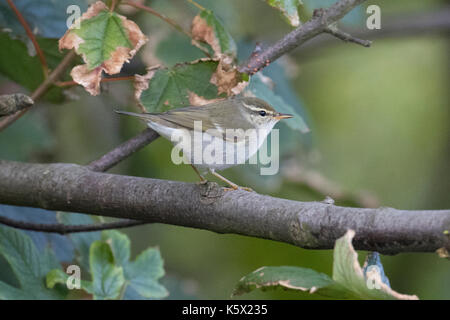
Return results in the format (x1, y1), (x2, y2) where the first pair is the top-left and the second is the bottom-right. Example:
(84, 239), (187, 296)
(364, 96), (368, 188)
(0, 50), (77, 132)
(295, 6), (450, 58)
(110, 0), (117, 12)
(186, 0), (206, 11)
(121, 1), (211, 56)
(0, 215), (145, 235)
(6, 0), (48, 78)
(325, 26), (372, 47)
(56, 75), (135, 88)
(87, 128), (160, 172)
(122, 1), (190, 37)
(239, 0), (368, 74)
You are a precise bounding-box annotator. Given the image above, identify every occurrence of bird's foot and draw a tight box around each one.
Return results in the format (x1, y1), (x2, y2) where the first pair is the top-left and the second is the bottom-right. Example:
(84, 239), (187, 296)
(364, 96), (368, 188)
(208, 169), (254, 192)
(196, 179), (208, 185)
(223, 185), (254, 192)
(240, 186), (254, 192)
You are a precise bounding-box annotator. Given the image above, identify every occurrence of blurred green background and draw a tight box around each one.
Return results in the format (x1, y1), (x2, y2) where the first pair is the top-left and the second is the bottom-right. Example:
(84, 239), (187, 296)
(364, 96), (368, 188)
(0, 0), (448, 299)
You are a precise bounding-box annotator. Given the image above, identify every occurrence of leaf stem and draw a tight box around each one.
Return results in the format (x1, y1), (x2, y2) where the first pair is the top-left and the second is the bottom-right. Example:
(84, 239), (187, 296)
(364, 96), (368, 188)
(56, 75), (136, 88)
(122, 1), (190, 37)
(6, 0), (49, 78)
(110, 0), (117, 12)
(186, 0), (206, 11)
(121, 1), (211, 56)
(118, 281), (129, 300)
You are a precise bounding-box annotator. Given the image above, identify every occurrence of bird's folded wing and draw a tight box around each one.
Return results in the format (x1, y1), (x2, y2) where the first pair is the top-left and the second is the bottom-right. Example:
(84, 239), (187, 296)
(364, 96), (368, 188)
(153, 107), (249, 143)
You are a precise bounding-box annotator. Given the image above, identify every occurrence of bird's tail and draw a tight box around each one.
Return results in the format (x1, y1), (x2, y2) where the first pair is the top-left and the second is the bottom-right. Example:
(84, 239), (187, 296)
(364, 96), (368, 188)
(115, 110), (156, 121)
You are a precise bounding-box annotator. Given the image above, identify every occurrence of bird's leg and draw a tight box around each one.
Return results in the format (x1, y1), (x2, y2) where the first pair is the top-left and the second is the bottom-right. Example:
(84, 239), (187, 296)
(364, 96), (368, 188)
(209, 169), (253, 192)
(191, 164), (208, 184)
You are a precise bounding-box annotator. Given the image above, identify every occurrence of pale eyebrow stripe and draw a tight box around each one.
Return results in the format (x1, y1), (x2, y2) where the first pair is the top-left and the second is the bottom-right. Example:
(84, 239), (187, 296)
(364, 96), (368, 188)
(242, 102), (274, 114)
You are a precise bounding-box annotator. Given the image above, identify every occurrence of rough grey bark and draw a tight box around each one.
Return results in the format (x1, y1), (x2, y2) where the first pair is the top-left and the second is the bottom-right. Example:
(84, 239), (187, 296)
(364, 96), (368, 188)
(0, 94), (33, 117)
(0, 160), (448, 254)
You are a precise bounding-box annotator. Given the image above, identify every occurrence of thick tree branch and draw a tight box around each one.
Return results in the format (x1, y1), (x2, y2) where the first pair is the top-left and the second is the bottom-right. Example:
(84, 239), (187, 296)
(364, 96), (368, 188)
(0, 129), (159, 234)
(239, 0), (368, 74)
(0, 160), (448, 254)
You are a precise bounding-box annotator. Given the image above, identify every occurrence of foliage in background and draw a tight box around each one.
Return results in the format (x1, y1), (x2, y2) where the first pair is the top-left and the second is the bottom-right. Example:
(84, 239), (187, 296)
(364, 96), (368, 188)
(47, 229), (168, 300)
(0, 0), (448, 300)
(233, 230), (418, 300)
(0, 206), (167, 300)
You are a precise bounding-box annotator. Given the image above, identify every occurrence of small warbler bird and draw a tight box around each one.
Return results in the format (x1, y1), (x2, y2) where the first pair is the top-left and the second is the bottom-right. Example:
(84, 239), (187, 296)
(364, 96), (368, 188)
(116, 97), (292, 190)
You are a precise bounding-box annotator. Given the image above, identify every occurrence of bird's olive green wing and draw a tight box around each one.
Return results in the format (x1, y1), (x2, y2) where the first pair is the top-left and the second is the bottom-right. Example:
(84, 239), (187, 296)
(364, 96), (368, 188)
(153, 104), (253, 142)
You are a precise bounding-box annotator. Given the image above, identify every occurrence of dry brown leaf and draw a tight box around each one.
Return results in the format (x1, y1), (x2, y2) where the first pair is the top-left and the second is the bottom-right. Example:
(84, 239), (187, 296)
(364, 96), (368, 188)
(70, 65), (103, 96)
(188, 92), (224, 106)
(134, 65), (161, 112)
(191, 15), (221, 57)
(210, 60), (248, 96)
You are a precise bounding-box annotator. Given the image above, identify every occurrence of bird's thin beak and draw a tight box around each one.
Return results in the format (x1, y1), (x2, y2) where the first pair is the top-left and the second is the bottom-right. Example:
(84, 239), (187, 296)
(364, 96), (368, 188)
(275, 113), (293, 120)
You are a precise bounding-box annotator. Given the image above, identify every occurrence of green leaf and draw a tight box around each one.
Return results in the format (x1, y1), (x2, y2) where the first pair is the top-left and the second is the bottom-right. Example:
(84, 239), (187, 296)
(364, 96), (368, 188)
(73, 11), (132, 70)
(0, 32), (65, 102)
(0, 32), (42, 91)
(100, 231), (168, 299)
(192, 9), (237, 58)
(232, 266), (349, 298)
(48, 230), (168, 300)
(57, 212), (101, 272)
(46, 269), (69, 289)
(0, 111), (55, 161)
(89, 241), (125, 300)
(124, 248), (168, 299)
(0, 226), (66, 300)
(46, 268), (92, 293)
(102, 230), (130, 268)
(246, 73), (309, 133)
(332, 230), (418, 300)
(156, 32), (206, 67)
(265, 0), (302, 27)
(137, 60), (222, 112)
(233, 231), (419, 300)
(59, 1), (147, 95)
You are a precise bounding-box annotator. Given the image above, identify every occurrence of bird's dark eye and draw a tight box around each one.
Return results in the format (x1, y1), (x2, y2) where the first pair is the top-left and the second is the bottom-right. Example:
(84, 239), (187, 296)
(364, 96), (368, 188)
(259, 110), (266, 117)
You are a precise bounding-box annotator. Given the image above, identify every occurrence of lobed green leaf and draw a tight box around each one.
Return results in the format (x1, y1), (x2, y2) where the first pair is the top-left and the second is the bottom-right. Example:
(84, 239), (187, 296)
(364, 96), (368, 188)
(0, 226), (66, 299)
(137, 60), (222, 112)
(73, 11), (132, 70)
(89, 241), (125, 300)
